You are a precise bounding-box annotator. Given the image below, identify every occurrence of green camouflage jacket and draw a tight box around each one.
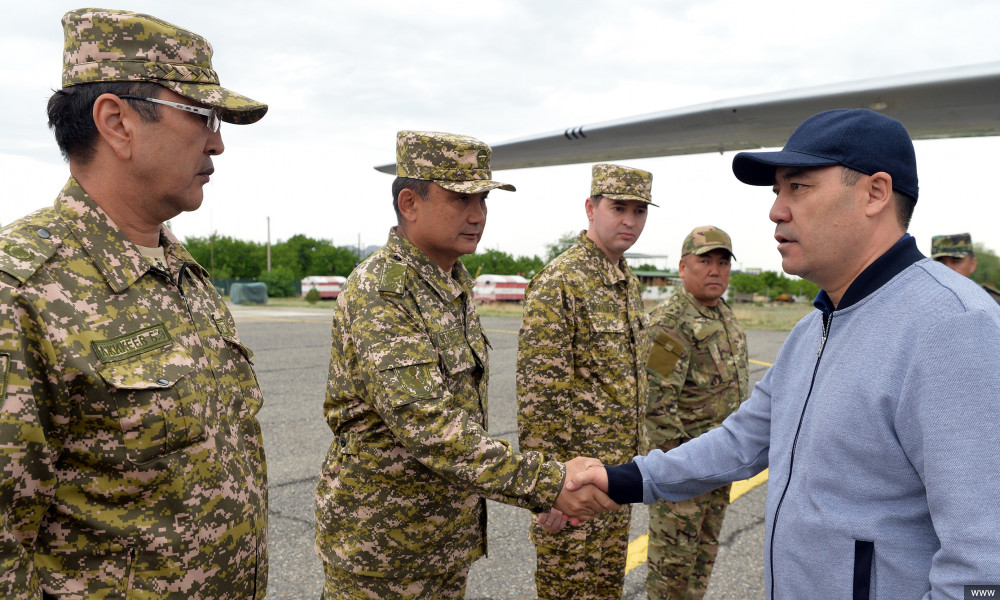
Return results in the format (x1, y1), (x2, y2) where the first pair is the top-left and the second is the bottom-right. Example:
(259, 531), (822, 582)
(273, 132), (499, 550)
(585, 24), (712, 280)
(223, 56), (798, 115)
(517, 231), (652, 468)
(315, 228), (564, 580)
(0, 178), (267, 599)
(644, 286), (749, 448)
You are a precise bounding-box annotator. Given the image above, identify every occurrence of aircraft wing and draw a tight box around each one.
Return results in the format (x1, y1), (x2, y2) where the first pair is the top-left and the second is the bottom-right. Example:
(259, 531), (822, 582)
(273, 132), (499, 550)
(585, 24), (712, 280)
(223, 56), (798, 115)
(374, 62), (1000, 173)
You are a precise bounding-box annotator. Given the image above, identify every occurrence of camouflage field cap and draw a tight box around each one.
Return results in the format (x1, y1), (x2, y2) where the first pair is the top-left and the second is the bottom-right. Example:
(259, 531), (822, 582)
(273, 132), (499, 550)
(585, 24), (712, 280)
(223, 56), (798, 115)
(682, 226), (735, 259)
(931, 233), (973, 259)
(61, 8), (267, 125)
(590, 163), (656, 206)
(395, 131), (515, 194)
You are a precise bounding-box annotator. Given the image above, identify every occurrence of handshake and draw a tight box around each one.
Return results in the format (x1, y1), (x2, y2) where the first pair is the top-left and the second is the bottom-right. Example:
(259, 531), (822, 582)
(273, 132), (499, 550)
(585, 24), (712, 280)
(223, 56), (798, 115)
(540, 456), (616, 532)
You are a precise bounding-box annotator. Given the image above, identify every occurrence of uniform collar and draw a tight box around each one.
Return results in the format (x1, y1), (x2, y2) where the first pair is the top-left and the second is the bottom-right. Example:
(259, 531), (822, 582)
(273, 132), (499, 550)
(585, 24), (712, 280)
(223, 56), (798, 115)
(56, 177), (205, 293)
(577, 231), (631, 286)
(386, 227), (473, 303)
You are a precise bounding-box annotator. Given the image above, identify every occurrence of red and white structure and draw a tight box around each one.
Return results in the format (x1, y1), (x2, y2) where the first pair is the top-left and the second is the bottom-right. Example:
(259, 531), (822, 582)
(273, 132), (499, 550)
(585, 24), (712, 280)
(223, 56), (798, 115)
(301, 275), (347, 299)
(473, 274), (529, 302)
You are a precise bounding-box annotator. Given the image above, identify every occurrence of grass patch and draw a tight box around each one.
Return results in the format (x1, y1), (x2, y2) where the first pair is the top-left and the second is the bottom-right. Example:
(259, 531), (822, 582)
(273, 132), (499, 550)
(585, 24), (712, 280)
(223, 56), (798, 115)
(732, 303), (815, 331)
(475, 300), (816, 331)
(475, 301), (526, 318)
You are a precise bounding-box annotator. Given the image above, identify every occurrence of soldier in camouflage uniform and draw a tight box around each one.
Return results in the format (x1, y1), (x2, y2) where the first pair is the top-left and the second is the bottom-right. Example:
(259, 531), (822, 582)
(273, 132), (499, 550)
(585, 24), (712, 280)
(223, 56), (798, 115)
(0, 9), (268, 600)
(643, 226), (748, 600)
(315, 131), (614, 600)
(517, 163), (655, 600)
(931, 233), (1000, 303)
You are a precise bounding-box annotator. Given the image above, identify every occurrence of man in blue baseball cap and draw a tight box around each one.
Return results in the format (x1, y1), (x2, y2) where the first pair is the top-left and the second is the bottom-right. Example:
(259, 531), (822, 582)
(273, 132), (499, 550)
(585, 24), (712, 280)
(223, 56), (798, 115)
(567, 109), (1000, 599)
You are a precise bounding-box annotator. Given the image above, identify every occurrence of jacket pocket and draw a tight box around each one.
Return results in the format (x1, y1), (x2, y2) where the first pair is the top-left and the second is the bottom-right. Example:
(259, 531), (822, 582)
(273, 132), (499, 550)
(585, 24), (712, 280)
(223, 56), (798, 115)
(97, 345), (204, 465)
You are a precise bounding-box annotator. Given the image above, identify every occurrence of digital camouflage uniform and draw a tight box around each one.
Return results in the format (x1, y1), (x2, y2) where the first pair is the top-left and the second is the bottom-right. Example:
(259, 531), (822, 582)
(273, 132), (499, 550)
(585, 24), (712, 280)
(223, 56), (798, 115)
(0, 179), (267, 599)
(517, 164), (654, 600)
(643, 227), (748, 600)
(931, 233), (1000, 305)
(315, 132), (564, 600)
(0, 9), (268, 599)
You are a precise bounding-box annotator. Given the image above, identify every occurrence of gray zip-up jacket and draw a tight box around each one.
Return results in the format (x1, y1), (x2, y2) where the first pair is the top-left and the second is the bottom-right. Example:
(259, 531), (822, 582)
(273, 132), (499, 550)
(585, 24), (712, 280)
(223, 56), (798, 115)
(611, 238), (1000, 599)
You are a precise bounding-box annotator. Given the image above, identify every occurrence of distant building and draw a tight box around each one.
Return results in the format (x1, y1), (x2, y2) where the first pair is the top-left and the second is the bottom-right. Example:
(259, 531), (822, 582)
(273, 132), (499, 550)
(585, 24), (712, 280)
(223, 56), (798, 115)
(301, 275), (347, 299)
(473, 274), (528, 302)
(633, 270), (679, 302)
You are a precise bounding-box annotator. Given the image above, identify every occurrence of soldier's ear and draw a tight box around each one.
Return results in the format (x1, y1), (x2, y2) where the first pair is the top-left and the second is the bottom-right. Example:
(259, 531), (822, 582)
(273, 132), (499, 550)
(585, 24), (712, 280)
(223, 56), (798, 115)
(92, 93), (136, 160)
(397, 188), (419, 223)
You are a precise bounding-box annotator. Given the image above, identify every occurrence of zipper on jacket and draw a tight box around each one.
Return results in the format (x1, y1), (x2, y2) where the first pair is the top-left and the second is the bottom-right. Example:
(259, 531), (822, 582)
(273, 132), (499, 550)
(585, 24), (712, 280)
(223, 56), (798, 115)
(768, 311), (832, 600)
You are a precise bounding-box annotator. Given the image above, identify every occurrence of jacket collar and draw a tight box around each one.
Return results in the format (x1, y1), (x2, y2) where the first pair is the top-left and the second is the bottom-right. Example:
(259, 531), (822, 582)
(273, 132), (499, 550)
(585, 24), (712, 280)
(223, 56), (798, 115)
(577, 231), (631, 287)
(814, 234), (924, 315)
(56, 177), (205, 293)
(386, 227), (473, 303)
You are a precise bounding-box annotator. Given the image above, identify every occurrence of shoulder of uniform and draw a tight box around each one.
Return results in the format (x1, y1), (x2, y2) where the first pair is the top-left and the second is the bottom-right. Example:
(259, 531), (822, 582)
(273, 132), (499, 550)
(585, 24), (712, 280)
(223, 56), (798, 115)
(373, 255), (412, 297)
(0, 209), (64, 286)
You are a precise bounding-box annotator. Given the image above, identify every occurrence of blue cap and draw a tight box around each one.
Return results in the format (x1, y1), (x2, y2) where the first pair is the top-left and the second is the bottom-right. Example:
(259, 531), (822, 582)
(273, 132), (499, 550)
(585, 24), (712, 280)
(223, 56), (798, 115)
(732, 109), (919, 201)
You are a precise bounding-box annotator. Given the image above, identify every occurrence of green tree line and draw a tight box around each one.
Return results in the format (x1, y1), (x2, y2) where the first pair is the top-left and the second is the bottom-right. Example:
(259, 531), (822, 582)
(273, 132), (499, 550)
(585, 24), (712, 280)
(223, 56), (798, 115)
(183, 234), (550, 297)
(729, 271), (821, 300)
(184, 233), (1000, 299)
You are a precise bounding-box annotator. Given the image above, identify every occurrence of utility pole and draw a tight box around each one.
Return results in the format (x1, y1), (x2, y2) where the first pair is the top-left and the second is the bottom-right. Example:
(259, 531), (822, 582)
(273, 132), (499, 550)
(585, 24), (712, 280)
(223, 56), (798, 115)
(266, 216), (272, 272)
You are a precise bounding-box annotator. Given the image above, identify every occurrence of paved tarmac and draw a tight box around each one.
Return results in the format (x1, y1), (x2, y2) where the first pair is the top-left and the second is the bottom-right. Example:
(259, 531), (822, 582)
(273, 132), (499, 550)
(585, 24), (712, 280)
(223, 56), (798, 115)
(230, 303), (788, 599)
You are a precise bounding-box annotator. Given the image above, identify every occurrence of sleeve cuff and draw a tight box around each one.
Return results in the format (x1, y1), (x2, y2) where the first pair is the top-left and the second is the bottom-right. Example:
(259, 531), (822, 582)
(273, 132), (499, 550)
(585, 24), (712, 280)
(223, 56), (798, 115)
(605, 462), (644, 504)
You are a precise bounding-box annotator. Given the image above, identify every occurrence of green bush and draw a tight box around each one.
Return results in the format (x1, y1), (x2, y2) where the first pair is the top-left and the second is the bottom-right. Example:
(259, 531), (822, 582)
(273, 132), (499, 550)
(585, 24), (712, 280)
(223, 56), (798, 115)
(257, 267), (297, 298)
(305, 287), (321, 304)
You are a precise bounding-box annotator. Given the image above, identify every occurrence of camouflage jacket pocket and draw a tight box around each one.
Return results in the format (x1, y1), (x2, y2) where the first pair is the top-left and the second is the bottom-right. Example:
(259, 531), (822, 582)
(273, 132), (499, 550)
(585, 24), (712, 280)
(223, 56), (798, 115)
(376, 358), (445, 408)
(221, 335), (264, 420)
(97, 345), (206, 465)
(436, 326), (478, 376)
(587, 310), (629, 368)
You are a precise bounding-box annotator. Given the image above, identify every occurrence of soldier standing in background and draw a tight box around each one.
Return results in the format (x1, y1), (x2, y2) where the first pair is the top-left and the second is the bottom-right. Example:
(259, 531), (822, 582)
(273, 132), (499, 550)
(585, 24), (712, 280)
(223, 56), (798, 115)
(644, 226), (748, 600)
(315, 131), (615, 600)
(517, 164), (655, 600)
(0, 9), (269, 598)
(931, 233), (1000, 303)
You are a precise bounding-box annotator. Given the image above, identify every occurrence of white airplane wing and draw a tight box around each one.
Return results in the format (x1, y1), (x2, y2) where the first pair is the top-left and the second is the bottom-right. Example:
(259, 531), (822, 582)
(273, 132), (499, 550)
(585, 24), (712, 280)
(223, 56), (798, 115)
(375, 62), (1000, 173)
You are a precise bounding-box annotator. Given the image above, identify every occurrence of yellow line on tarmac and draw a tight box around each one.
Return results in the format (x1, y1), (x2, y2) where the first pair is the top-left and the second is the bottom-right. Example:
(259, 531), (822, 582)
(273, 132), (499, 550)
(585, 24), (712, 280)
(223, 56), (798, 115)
(484, 328), (520, 335)
(625, 359), (774, 574)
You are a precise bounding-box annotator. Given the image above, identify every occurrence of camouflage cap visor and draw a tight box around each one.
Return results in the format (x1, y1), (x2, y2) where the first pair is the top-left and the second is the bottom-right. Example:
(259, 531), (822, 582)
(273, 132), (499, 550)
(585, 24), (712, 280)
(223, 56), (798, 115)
(159, 81), (267, 125)
(690, 243), (734, 259)
(434, 179), (516, 194)
(599, 191), (659, 207)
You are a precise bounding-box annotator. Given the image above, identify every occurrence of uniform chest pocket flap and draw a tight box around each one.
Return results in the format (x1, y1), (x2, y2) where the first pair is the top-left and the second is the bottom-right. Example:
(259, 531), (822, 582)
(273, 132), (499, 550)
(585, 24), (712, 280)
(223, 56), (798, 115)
(374, 345), (446, 409)
(97, 345), (205, 465)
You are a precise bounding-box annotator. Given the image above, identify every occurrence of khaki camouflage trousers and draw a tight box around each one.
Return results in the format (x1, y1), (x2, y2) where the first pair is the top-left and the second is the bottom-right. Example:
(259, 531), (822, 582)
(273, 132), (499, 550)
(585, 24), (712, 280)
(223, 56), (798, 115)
(321, 561), (469, 600)
(533, 505), (632, 600)
(646, 483), (729, 600)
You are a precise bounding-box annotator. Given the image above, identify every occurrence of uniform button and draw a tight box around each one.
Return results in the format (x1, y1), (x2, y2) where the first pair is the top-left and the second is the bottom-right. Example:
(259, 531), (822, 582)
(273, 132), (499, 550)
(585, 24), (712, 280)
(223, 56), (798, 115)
(37, 228), (51, 239)
(156, 379), (170, 386)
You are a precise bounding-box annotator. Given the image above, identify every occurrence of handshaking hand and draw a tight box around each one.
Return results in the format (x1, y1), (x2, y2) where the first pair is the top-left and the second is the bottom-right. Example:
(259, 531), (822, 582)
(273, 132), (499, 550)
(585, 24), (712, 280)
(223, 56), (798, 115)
(551, 457), (619, 524)
(564, 461), (609, 494)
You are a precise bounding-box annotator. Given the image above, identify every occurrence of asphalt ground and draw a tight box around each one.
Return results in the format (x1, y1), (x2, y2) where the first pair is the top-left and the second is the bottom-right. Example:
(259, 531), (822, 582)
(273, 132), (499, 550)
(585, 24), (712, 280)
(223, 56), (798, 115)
(230, 303), (789, 599)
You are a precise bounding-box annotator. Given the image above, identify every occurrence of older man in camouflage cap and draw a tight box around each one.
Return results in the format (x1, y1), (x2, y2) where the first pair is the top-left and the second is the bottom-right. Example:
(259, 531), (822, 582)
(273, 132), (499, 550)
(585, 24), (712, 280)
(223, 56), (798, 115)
(931, 233), (1000, 302)
(643, 226), (748, 600)
(314, 131), (614, 600)
(517, 163), (655, 599)
(0, 8), (268, 600)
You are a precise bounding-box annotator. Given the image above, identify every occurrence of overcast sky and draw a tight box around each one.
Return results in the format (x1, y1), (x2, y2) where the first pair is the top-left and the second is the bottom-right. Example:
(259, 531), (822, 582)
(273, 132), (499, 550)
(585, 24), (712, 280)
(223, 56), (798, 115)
(4, 0), (999, 274)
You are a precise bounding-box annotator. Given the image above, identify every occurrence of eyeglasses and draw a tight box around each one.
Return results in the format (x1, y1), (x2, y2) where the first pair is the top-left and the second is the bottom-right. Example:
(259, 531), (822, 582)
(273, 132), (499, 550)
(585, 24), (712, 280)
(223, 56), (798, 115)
(117, 95), (221, 132)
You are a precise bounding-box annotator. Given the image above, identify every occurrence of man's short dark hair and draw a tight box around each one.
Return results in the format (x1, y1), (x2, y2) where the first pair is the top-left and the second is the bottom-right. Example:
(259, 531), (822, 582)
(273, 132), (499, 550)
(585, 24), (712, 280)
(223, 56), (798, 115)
(840, 166), (915, 230)
(47, 81), (164, 164)
(391, 177), (431, 223)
